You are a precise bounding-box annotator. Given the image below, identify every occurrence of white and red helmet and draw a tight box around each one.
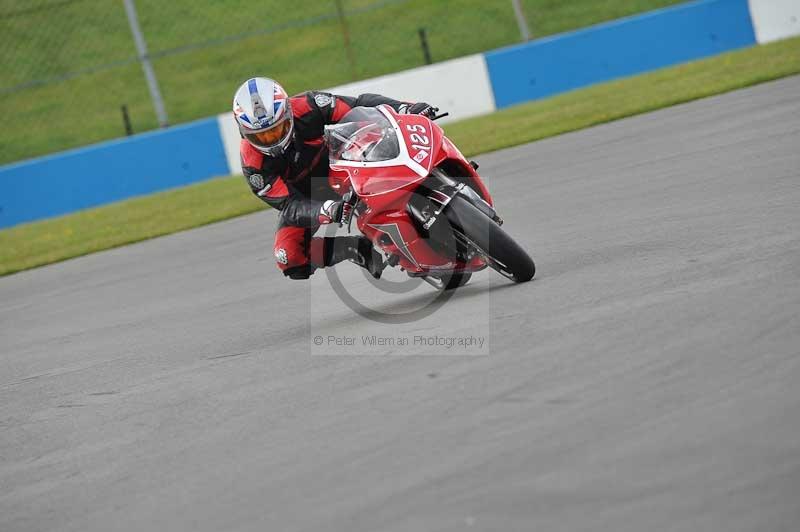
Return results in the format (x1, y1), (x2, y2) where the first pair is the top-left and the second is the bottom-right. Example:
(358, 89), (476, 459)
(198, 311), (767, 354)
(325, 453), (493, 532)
(233, 77), (293, 156)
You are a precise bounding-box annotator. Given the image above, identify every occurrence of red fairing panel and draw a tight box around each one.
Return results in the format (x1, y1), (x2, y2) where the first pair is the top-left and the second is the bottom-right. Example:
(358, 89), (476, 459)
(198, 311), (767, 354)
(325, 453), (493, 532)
(328, 166), (352, 195)
(354, 185), (487, 274)
(344, 165), (428, 197)
(358, 210), (455, 271)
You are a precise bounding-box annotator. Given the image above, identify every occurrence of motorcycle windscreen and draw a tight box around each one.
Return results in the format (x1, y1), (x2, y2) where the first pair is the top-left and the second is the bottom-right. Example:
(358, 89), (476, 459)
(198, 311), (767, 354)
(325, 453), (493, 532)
(326, 108), (400, 163)
(326, 107), (424, 196)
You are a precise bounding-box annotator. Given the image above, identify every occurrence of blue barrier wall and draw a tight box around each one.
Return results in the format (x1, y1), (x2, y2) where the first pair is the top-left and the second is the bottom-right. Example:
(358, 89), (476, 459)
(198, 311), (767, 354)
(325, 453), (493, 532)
(0, 118), (229, 229)
(485, 0), (757, 108)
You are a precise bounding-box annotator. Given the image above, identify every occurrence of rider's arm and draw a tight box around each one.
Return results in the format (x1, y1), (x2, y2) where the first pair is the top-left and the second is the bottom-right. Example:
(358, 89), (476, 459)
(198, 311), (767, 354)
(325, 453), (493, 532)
(241, 140), (325, 227)
(306, 91), (433, 124)
(241, 139), (289, 211)
(341, 94), (437, 119)
(347, 93), (408, 112)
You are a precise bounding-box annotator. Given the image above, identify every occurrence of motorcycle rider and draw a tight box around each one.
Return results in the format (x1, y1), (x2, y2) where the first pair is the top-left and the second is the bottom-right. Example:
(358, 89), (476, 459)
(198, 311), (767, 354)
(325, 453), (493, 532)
(233, 77), (437, 280)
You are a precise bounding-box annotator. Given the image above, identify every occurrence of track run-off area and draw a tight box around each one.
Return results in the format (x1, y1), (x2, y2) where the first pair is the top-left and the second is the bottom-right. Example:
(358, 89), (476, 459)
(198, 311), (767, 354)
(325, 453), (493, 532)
(2, 76), (799, 531)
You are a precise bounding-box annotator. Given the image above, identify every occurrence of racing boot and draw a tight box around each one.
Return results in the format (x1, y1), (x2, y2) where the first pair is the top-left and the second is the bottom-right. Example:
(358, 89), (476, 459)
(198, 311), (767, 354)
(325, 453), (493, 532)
(327, 236), (386, 279)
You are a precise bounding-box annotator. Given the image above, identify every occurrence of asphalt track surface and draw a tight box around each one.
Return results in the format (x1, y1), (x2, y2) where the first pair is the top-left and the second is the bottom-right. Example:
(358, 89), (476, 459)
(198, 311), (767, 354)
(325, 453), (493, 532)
(2, 76), (800, 531)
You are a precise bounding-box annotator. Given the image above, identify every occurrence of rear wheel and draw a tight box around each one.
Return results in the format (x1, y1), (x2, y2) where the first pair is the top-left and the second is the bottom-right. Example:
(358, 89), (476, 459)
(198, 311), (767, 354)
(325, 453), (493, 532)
(445, 195), (535, 283)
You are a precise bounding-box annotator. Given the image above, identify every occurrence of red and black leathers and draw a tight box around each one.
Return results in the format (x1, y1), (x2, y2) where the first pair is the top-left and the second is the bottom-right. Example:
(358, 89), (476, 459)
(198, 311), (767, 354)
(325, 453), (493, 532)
(240, 91), (410, 279)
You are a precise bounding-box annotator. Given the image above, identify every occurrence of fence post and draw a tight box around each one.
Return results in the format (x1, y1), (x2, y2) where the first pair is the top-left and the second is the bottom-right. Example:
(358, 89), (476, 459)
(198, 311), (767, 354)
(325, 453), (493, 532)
(121, 105), (133, 136)
(334, 0), (358, 80)
(511, 0), (531, 42)
(418, 28), (432, 64)
(123, 0), (169, 128)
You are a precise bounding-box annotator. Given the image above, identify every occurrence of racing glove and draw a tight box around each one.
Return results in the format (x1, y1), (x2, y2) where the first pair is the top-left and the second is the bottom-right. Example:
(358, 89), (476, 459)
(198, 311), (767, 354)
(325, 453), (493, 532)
(319, 199), (352, 225)
(400, 102), (439, 118)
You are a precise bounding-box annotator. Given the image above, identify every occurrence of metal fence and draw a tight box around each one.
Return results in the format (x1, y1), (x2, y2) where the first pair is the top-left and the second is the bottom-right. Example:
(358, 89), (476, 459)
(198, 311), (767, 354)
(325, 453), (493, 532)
(0, 0), (532, 165)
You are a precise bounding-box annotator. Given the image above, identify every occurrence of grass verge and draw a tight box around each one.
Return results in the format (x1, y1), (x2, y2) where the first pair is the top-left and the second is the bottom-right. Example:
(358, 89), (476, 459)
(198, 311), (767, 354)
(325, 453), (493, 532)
(2, 36), (799, 277)
(0, 177), (258, 276)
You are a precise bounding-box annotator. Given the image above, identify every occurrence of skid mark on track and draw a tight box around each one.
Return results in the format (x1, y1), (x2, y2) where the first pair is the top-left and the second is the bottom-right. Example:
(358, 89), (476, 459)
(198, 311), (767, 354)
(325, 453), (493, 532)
(206, 351), (253, 360)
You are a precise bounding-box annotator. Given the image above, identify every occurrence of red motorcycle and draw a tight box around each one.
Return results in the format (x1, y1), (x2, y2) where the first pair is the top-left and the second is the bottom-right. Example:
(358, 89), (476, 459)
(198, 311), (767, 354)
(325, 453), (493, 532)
(324, 105), (535, 290)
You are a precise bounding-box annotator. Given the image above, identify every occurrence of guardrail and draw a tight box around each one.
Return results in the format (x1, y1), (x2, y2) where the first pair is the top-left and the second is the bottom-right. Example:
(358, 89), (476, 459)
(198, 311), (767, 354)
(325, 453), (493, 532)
(1, 0), (797, 229)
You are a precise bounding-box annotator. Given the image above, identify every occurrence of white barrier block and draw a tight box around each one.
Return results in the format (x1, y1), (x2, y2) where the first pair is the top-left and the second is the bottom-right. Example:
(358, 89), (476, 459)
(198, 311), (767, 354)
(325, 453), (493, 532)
(217, 111), (243, 175)
(325, 54), (496, 125)
(748, 0), (800, 44)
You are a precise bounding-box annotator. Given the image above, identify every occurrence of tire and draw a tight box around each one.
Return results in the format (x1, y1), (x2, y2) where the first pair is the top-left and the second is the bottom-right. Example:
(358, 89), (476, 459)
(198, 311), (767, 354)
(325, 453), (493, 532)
(444, 195), (535, 283)
(443, 271), (471, 290)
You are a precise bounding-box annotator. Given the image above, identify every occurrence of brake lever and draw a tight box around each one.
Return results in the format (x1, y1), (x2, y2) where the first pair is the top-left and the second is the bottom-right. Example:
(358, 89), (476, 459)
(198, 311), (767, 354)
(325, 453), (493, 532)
(431, 112), (449, 121)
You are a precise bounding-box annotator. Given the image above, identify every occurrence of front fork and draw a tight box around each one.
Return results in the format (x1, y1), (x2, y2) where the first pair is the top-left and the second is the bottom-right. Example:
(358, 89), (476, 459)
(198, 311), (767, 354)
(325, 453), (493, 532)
(406, 168), (503, 232)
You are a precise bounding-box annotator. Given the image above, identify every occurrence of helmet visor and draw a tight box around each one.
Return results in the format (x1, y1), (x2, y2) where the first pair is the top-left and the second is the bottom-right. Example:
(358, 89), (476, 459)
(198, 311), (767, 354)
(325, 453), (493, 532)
(244, 118), (292, 149)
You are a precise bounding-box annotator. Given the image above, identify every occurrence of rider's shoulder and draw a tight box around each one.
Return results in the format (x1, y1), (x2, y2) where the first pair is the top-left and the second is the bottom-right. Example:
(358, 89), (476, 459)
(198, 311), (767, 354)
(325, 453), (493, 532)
(294, 90), (337, 113)
(289, 92), (318, 117)
(239, 139), (264, 170)
(240, 140), (285, 176)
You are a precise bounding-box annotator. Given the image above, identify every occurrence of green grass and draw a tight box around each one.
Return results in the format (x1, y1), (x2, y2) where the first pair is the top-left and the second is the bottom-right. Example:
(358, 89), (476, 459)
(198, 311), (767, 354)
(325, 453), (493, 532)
(0, 176), (258, 276)
(0, 0), (683, 165)
(2, 36), (798, 277)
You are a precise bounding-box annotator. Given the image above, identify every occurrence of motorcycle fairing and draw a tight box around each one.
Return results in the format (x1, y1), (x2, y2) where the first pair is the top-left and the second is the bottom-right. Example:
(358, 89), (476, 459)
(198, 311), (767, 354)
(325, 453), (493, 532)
(326, 105), (489, 274)
(329, 105), (441, 197)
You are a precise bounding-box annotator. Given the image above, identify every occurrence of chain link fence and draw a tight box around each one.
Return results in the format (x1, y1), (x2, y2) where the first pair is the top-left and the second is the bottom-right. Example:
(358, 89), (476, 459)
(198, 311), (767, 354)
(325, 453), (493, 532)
(0, 0), (682, 166)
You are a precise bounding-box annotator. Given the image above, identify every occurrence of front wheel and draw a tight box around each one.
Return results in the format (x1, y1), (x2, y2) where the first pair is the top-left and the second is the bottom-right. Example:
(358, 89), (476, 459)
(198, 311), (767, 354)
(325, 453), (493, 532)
(445, 195), (535, 283)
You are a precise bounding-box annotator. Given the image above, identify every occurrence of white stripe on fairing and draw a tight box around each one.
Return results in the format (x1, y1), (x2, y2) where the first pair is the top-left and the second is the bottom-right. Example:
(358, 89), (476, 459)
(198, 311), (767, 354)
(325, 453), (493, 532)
(748, 0), (800, 44)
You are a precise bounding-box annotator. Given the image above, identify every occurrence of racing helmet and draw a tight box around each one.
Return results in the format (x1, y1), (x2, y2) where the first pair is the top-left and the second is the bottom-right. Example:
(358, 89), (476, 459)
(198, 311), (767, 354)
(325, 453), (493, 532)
(233, 77), (293, 156)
